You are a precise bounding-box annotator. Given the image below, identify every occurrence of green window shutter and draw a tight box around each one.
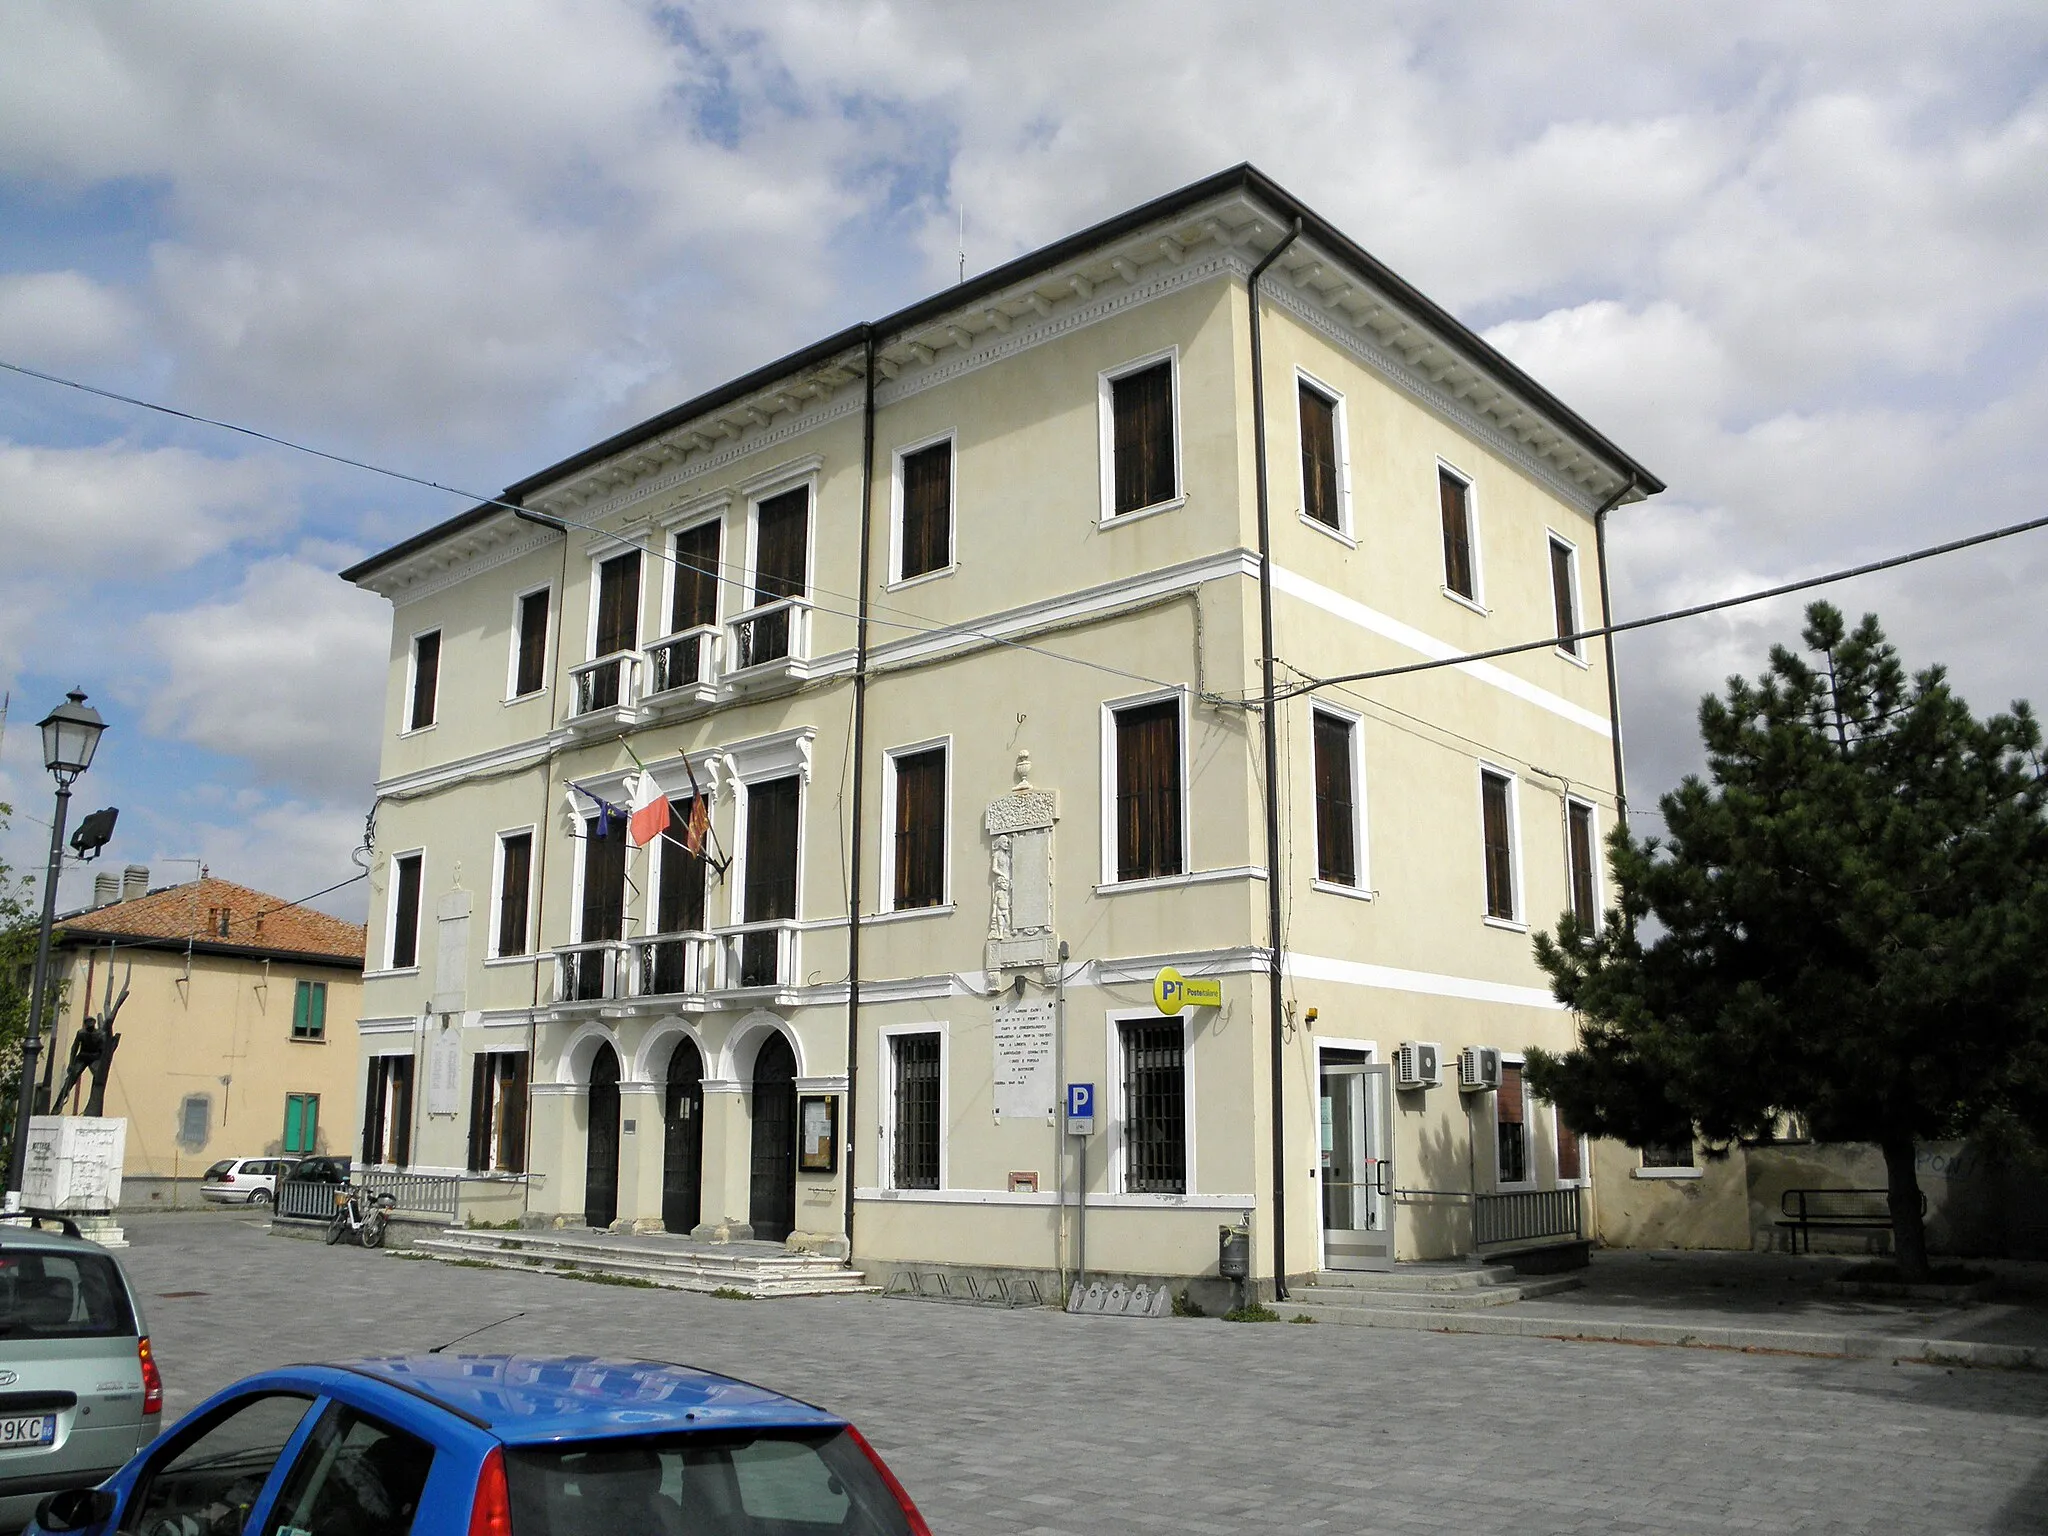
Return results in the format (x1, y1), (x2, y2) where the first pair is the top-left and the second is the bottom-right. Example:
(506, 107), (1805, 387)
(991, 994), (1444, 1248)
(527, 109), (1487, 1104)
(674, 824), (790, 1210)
(292, 981), (309, 1035)
(284, 1095), (304, 1153)
(303, 1095), (319, 1152)
(310, 983), (326, 1037)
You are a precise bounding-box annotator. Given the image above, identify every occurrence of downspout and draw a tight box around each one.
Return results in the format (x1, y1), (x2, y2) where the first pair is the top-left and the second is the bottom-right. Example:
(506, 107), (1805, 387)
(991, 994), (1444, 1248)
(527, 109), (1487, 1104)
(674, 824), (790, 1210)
(1249, 215), (1302, 1302)
(1590, 478), (1635, 817)
(843, 329), (878, 1252)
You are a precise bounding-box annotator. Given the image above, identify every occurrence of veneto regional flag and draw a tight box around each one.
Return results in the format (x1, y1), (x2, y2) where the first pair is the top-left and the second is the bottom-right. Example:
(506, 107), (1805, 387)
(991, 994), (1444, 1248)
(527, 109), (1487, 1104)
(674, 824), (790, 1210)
(626, 771), (672, 847)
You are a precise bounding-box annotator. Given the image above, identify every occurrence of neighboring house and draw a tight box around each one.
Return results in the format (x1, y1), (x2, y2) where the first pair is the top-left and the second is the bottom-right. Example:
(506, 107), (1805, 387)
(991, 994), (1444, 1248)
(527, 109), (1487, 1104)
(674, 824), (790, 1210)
(341, 164), (1664, 1295)
(42, 867), (366, 1206)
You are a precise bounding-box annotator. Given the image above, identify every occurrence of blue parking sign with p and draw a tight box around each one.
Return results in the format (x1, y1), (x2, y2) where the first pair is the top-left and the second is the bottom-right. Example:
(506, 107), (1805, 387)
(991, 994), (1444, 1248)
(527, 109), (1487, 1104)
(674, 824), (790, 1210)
(1066, 1082), (1095, 1131)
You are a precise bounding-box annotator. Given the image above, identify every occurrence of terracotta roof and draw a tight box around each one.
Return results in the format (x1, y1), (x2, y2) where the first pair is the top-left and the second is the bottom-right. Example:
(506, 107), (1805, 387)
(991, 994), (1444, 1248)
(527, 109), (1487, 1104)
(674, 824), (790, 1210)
(57, 876), (366, 965)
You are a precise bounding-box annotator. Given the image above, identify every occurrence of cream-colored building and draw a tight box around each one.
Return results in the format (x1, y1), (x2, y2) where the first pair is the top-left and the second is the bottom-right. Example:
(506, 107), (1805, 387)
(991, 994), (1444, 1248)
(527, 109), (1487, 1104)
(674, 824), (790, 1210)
(342, 166), (1665, 1297)
(42, 869), (365, 1204)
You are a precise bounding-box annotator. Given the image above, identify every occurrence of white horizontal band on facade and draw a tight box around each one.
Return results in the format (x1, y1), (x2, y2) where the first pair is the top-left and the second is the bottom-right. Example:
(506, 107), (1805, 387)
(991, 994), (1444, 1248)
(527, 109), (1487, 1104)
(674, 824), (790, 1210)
(357, 1016), (419, 1036)
(1282, 950), (1565, 1010)
(853, 1188), (1257, 1210)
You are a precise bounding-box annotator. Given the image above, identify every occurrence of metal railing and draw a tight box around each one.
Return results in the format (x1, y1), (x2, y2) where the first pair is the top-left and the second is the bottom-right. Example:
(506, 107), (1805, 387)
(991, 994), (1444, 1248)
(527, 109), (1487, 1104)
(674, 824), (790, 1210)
(569, 652), (641, 716)
(726, 598), (809, 674)
(635, 931), (719, 996)
(1475, 1186), (1581, 1248)
(361, 1170), (461, 1220)
(718, 919), (800, 990)
(645, 627), (718, 696)
(554, 939), (630, 1002)
(276, 1178), (344, 1220)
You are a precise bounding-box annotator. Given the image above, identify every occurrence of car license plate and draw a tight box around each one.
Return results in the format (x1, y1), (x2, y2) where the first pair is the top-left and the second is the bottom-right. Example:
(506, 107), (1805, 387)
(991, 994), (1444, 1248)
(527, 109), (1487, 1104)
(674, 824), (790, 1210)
(0, 1413), (56, 1446)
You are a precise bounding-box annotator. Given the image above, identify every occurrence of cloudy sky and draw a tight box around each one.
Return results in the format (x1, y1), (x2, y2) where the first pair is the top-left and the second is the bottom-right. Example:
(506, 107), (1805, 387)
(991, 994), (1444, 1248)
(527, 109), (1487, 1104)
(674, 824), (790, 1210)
(2, 1), (2044, 921)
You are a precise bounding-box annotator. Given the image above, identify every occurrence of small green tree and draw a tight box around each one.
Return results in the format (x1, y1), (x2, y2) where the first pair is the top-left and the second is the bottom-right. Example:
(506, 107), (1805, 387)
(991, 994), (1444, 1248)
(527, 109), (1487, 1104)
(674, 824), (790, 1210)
(1527, 603), (2048, 1280)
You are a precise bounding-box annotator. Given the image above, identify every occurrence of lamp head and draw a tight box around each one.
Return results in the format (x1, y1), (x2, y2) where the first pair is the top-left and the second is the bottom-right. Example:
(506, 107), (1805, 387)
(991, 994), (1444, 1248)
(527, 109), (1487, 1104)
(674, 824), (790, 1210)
(39, 689), (106, 783)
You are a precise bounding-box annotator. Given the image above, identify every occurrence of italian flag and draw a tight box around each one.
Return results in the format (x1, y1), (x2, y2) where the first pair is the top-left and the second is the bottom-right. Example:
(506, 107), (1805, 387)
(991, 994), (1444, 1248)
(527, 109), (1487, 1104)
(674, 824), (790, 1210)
(626, 771), (672, 847)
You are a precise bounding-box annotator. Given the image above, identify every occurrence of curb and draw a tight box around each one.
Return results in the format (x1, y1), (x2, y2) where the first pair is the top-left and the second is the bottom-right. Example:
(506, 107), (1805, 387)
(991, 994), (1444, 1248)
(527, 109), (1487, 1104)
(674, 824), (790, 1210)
(1287, 1304), (2044, 1370)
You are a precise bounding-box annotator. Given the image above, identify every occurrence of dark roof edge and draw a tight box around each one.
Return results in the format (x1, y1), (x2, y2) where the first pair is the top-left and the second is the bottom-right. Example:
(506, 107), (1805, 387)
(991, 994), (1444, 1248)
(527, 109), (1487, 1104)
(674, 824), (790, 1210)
(343, 163), (1660, 586)
(53, 928), (365, 971)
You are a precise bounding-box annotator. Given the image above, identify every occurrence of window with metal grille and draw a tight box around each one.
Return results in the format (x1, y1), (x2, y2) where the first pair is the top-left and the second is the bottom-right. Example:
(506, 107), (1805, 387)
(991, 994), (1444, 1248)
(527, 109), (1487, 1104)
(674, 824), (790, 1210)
(291, 980), (326, 1040)
(1113, 698), (1183, 881)
(1312, 711), (1358, 886)
(1496, 1062), (1528, 1184)
(389, 853), (423, 969)
(671, 521), (720, 631)
(891, 1033), (941, 1190)
(1566, 800), (1598, 931)
(899, 440), (952, 581)
(1110, 360), (1176, 516)
(1299, 382), (1341, 529)
(1440, 468), (1476, 601)
(891, 747), (946, 909)
(1550, 536), (1579, 654)
(408, 630), (440, 730)
(513, 589), (549, 697)
(496, 831), (532, 957)
(1640, 1140), (1696, 1169)
(467, 1052), (529, 1174)
(594, 550), (641, 657)
(1119, 1020), (1187, 1194)
(1480, 770), (1517, 921)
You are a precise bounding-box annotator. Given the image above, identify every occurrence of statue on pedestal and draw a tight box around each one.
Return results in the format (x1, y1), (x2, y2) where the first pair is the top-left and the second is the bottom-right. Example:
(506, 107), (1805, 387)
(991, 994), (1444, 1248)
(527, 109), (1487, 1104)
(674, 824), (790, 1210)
(54, 962), (129, 1118)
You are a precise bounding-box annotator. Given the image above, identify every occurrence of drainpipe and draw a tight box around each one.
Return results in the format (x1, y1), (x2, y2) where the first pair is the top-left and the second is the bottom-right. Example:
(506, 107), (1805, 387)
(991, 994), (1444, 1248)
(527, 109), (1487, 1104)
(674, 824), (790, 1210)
(842, 329), (878, 1253)
(519, 518), (572, 1219)
(1590, 478), (1635, 818)
(1248, 215), (1302, 1302)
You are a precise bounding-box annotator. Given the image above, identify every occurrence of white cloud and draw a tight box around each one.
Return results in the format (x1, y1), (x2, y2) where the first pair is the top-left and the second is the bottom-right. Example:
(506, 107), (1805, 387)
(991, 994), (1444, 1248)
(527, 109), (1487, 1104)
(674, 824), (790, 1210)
(0, 440), (291, 572)
(0, 270), (139, 364)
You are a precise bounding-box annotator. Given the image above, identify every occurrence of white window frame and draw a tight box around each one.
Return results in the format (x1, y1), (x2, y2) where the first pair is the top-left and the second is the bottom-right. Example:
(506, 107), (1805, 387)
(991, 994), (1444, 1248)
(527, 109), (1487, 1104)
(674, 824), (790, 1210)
(1547, 530), (1588, 666)
(585, 543), (645, 662)
(402, 627), (441, 735)
(1099, 686), (1193, 887)
(1492, 1051), (1537, 1192)
(1294, 368), (1354, 545)
(1097, 346), (1184, 528)
(1547, 1098), (1588, 1189)
(1437, 459), (1486, 614)
(486, 825), (537, 961)
(1107, 1009), (1196, 1197)
(1634, 1140), (1702, 1180)
(1309, 703), (1371, 899)
(1478, 763), (1526, 930)
(878, 1021), (949, 1192)
(887, 429), (958, 590)
(740, 464), (820, 616)
(504, 584), (553, 702)
(657, 509), (727, 638)
(383, 848), (425, 972)
(878, 736), (953, 916)
(1563, 795), (1604, 935)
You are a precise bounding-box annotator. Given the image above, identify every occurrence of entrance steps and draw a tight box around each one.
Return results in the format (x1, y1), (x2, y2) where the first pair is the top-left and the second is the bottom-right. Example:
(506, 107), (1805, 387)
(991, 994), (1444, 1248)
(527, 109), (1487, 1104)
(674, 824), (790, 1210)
(410, 1228), (874, 1298)
(1285, 1262), (1582, 1320)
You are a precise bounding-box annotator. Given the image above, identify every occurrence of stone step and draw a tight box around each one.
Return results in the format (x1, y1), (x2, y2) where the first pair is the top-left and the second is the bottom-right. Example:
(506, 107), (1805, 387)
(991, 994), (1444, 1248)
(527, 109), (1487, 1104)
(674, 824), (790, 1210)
(1286, 1273), (1582, 1316)
(412, 1233), (872, 1298)
(434, 1230), (853, 1272)
(1305, 1263), (1522, 1293)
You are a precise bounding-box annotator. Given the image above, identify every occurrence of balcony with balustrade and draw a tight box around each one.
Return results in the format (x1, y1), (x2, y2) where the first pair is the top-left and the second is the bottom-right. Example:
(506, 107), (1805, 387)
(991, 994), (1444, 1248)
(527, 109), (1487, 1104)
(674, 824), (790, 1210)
(567, 651), (642, 733)
(643, 625), (721, 708)
(724, 598), (813, 692)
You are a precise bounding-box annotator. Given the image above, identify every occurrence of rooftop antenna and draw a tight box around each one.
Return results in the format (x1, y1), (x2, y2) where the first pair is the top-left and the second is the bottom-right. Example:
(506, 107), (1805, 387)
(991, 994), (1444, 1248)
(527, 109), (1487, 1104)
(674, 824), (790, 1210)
(957, 206), (966, 285)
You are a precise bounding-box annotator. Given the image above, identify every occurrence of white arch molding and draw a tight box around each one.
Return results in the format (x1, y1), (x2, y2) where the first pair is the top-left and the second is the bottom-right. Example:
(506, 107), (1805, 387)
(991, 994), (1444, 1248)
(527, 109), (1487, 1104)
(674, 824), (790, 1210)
(719, 1008), (805, 1082)
(556, 1021), (623, 1086)
(634, 1015), (713, 1083)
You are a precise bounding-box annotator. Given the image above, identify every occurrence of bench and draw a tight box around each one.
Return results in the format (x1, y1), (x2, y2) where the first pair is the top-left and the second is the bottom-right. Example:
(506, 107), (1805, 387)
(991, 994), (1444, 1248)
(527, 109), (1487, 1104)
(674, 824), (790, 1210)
(1776, 1188), (1924, 1254)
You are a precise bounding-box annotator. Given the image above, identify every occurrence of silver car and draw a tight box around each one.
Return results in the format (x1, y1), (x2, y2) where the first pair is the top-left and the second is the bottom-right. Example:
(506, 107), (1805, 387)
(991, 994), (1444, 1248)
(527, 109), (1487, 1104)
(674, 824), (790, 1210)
(197, 1158), (290, 1207)
(0, 1219), (160, 1531)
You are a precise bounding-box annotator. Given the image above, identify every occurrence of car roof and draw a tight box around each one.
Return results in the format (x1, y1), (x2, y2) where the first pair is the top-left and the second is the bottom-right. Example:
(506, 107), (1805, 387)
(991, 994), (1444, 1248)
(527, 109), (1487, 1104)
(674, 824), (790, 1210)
(330, 1355), (845, 1446)
(0, 1223), (118, 1259)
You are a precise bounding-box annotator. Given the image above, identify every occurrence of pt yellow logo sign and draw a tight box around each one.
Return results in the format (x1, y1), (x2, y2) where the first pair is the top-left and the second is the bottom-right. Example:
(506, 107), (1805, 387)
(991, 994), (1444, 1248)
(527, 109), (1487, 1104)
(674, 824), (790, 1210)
(1153, 966), (1222, 1015)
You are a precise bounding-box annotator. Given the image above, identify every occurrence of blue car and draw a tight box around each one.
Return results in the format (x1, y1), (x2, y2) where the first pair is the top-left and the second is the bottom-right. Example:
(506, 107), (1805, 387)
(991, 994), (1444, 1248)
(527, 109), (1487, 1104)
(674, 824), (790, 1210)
(26, 1353), (930, 1534)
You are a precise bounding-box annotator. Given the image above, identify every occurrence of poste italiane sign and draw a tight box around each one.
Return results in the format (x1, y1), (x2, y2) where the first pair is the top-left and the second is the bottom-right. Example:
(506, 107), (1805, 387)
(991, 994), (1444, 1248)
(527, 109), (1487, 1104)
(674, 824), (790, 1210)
(1152, 966), (1222, 1015)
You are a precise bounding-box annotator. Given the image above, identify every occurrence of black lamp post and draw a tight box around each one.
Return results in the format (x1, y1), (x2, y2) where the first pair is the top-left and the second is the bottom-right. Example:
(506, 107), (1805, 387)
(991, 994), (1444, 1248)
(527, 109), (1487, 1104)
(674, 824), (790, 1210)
(4, 689), (107, 1211)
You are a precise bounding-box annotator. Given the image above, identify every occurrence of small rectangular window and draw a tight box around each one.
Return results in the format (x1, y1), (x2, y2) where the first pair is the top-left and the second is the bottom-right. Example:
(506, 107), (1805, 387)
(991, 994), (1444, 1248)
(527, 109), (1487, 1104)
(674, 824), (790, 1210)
(1312, 712), (1358, 887)
(283, 1093), (320, 1155)
(497, 832), (533, 957)
(408, 631), (440, 731)
(671, 522), (720, 632)
(898, 440), (953, 581)
(1480, 770), (1517, 921)
(890, 1033), (941, 1190)
(1440, 468), (1476, 601)
(1550, 537), (1580, 654)
(179, 1093), (211, 1148)
(594, 550), (641, 658)
(891, 747), (947, 910)
(1119, 1020), (1186, 1194)
(389, 854), (423, 969)
(468, 1052), (530, 1174)
(1110, 360), (1176, 516)
(1566, 800), (1598, 931)
(513, 590), (549, 697)
(1113, 699), (1184, 882)
(1497, 1063), (1528, 1184)
(1641, 1140), (1696, 1169)
(291, 980), (327, 1040)
(1299, 383), (1341, 530)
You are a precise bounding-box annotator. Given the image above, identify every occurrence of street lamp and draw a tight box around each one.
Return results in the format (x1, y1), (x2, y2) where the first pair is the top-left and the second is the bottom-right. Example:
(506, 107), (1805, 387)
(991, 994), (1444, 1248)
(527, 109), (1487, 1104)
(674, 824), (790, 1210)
(4, 689), (108, 1212)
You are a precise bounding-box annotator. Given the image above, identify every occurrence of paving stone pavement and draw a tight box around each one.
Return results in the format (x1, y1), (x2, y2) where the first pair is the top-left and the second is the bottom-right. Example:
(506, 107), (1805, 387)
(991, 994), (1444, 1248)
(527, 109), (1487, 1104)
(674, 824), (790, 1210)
(112, 1213), (2048, 1535)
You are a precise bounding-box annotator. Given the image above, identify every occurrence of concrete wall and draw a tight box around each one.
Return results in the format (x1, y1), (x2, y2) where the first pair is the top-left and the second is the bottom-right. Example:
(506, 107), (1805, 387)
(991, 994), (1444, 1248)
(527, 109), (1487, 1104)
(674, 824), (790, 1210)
(1746, 1140), (2048, 1260)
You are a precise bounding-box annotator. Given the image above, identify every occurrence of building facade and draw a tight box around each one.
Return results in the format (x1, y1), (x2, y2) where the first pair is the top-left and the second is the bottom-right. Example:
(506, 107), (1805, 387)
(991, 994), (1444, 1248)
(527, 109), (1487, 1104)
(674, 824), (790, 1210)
(343, 166), (1662, 1294)
(43, 869), (365, 1205)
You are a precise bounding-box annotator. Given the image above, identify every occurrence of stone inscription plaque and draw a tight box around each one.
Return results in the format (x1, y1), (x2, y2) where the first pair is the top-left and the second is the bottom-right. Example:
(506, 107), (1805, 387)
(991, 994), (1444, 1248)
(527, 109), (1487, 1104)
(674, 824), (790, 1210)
(993, 1000), (1056, 1120)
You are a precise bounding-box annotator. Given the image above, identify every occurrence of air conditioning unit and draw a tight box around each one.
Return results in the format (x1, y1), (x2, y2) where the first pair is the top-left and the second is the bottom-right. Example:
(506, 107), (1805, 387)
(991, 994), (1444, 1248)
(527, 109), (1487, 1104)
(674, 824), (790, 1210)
(1394, 1041), (1441, 1090)
(1458, 1046), (1503, 1093)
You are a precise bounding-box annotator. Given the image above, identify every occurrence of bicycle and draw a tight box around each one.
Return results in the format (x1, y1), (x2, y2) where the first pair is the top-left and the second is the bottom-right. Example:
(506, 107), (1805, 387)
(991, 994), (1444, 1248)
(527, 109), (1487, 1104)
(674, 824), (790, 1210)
(325, 1185), (397, 1249)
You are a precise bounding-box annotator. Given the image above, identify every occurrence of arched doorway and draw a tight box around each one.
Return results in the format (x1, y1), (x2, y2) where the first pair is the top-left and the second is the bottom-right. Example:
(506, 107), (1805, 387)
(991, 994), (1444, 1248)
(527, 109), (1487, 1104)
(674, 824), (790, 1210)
(748, 1032), (797, 1242)
(662, 1038), (705, 1235)
(583, 1042), (620, 1229)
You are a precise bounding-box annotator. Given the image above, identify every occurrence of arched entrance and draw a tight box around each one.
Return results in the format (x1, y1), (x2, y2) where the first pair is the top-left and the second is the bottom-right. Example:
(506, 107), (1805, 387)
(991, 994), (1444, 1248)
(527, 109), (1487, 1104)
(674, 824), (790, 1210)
(662, 1038), (705, 1235)
(583, 1042), (620, 1229)
(748, 1032), (797, 1242)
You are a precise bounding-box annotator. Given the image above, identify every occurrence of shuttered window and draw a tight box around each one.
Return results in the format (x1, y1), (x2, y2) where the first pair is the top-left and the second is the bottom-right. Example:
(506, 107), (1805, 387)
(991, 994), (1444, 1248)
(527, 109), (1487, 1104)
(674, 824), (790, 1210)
(468, 1052), (529, 1174)
(754, 488), (809, 603)
(1440, 468), (1476, 601)
(1114, 699), (1184, 882)
(1110, 361), (1176, 516)
(899, 441), (952, 581)
(671, 522), (720, 631)
(657, 806), (708, 934)
(283, 1093), (319, 1156)
(390, 854), (423, 969)
(363, 1055), (414, 1166)
(291, 980), (326, 1040)
(1550, 537), (1579, 653)
(580, 815), (627, 942)
(1119, 1021), (1187, 1194)
(741, 776), (801, 986)
(890, 1033), (941, 1190)
(1480, 770), (1517, 921)
(496, 831), (532, 957)
(408, 631), (440, 730)
(892, 747), (947, 910)
(1312, 712), (1358, 887)
(1299, 383), (1341, 529)
(1567, 800), (1598, 931)
(594, 551), (641, 658)
(514, 590), (549, 697)
(1496, 1062), (1528, 1184)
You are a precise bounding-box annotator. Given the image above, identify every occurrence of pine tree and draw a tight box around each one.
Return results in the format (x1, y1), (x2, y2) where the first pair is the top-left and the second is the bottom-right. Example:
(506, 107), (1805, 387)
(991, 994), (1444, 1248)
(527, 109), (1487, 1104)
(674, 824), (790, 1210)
(1527, 603), (2048, 1280)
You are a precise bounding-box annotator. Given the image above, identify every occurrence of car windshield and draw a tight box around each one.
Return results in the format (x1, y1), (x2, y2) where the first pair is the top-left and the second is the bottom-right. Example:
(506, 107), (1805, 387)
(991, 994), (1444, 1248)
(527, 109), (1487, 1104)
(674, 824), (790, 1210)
(0, 1249), (135, 1339)
(503, 1429), (913, 1536)
(204, 1160), (236, 1179)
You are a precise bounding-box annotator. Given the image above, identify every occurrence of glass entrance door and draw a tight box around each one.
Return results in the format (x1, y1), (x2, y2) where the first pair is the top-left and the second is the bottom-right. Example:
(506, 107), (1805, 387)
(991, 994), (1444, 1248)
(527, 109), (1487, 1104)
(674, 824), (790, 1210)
(1320, 1060), (1394, 1270)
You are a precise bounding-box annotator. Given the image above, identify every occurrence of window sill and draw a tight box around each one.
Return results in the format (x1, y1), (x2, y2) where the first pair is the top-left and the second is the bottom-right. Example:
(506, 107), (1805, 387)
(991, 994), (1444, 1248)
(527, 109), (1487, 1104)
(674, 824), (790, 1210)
(1481, 915), (1528, 933)
(1555, 646), (1590, 670)
(288, 1035), (327, 1045)
(1493, 1181), (1540, 1195)
(1633, 1166), (1703, 1181)
(885, 565), (956, 593)
(1099, 494), (1186, 530)
(1095, 866), (1265, 896)
(1441, 587), (1489, 617)
(866, 903), (956, 925)
(1299, 512), (1356, 548)
(503, 689), (549, 706)
(397, 723), (438, 739)
(1312, 879), (1375, 903)
(363, 967), (421, 981)
(483, 954), (540, 967)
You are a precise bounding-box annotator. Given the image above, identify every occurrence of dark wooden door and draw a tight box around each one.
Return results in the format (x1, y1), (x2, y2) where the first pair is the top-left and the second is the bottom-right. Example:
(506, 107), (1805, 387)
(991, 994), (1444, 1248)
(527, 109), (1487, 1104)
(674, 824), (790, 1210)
(584, 1043), (620, 1229)
(663, 1039), (705, 1235)
(749, 1033), (798, 1242)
